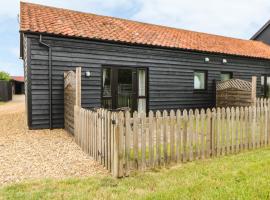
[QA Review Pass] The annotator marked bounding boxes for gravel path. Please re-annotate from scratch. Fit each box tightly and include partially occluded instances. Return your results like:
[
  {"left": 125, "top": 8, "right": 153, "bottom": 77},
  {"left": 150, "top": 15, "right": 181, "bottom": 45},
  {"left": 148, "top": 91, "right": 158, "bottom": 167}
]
[{"left": 0, "top": 95, "right": 107, "bottom": 186}]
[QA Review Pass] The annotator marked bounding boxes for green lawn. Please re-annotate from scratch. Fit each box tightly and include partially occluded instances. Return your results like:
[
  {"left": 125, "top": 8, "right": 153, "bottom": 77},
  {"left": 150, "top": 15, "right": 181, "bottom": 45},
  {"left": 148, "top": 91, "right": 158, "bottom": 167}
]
[{"left": 1, "top": 148, "right": 270, "bottom": 200}]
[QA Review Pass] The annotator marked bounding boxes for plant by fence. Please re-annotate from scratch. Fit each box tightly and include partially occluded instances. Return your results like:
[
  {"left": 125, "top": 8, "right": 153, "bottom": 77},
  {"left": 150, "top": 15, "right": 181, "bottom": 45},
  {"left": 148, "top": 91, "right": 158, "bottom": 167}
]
[{"left": 74, "top": 98, "right": 270, "bottom": 178}]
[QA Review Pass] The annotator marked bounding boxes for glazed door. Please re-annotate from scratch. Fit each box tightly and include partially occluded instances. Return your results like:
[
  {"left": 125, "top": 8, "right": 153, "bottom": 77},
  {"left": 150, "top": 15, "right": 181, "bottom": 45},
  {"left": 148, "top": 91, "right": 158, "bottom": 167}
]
[
  {"left": 102, "top": 67, "right": 141, "bottom": 112},
  {"left": 116, "top": 68, "right": 136, "bottom": 111}
]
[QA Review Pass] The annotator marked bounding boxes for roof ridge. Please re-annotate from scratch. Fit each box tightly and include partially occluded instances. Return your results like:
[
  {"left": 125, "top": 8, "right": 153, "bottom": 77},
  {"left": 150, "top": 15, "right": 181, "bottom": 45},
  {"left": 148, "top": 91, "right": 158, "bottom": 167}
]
[{"left": 20, "top": 1, "right": 258, "bottom": 44}]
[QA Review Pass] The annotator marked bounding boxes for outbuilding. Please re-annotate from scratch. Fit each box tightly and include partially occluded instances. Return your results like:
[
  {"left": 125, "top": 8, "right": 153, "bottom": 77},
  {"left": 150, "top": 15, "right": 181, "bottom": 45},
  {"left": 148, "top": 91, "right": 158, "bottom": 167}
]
[
  {"left": 20, "top": 2, "right": 270, "bottom": 129},
  {"left": 11, "top": 76, "right": 25, "bottom": 95}
]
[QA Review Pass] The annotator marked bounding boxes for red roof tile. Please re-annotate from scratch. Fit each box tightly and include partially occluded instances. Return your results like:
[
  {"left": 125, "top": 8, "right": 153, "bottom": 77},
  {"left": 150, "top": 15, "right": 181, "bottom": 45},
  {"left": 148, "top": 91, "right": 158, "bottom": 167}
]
[{"left": 20, "top": 2, "right": 270, "bottom": 60}]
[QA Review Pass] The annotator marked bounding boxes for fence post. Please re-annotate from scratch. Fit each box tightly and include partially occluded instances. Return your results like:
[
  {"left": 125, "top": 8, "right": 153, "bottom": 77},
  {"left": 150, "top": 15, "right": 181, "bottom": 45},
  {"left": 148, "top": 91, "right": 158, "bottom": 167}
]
[
  {"left": 251, "top": 76, "right": 257, "bottom": 106},
  {"left": 113, "top": 114, "right": 120, "bottom": 178},
  {"left": 211, "top": 109, "right": 216, "bottom": 157},
  {"left": 75, "top": 67, "right": 81, "bottom": 107},
  {"left": 113, "top": 112, "right": 124, "bottom": 178}
]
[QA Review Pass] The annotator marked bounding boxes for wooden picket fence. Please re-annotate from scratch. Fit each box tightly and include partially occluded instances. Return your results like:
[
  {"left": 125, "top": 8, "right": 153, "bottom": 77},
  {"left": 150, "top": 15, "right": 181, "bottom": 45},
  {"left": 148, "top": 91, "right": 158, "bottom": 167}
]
[{"left": 74, "top": 98, "right": 270, "bottom": 178}]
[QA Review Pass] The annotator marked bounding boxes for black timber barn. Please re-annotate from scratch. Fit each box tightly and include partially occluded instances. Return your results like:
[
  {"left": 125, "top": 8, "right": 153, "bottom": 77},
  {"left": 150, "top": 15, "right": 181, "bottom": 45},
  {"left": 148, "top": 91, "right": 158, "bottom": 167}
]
[{"left": 20, "top": 2, "right": 270, "bottom": 129}]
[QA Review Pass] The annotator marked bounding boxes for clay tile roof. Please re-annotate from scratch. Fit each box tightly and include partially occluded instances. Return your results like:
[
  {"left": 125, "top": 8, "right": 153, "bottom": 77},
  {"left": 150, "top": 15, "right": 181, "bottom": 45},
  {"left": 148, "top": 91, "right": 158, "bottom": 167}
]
[
  {"left": 11, "top": 76, "right": 24, "bottom": 82},
  {"left": 20, "top": 2, "right": 270, "bottom": 60}
]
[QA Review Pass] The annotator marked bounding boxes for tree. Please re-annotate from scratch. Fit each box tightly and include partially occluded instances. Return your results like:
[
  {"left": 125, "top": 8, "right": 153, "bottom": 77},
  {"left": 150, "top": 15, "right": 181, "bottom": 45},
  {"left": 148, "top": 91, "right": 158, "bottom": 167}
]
[{"left": 0, "top": 71, "right": 11, "bottom": 81}]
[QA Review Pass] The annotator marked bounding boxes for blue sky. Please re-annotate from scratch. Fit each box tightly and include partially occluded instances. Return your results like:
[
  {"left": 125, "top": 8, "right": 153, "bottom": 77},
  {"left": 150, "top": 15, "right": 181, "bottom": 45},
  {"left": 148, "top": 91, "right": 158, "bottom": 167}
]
[{"left": 1, "top": 0, "right": 270, "bottom": 76}]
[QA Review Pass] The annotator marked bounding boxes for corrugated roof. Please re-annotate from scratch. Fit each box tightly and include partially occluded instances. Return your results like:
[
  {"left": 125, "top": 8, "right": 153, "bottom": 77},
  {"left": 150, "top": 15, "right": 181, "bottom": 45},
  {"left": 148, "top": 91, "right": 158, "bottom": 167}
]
[{"left": 20, "top": 2, "right": 270, "bottom": 60}]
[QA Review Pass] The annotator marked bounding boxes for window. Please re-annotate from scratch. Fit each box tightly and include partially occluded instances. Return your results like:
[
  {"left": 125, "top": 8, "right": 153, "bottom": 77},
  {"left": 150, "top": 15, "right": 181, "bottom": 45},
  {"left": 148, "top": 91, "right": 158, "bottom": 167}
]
[
  {"left": 261, "top": 75, "right": 265, "bottom": 96},
  {"left": 102, "top": 68, "right": 112, "bottom": 109},
  {"left": 101, "top": 67, "right": 148, "bottom": 112},
  {"left": 220, "top": 72, "right": 232, "bottom": 81},
  {"left": 261, "top": 75, "right": 270, "bottom": 98},
  {"left": 267, "top": 77, "right": 270, "bottom": 97},
  {"left": 138, "top": 69, "right": 147, "bottom": 113},
  {"left": 194, "top": 71, "right": 207, "bottom": 90}
]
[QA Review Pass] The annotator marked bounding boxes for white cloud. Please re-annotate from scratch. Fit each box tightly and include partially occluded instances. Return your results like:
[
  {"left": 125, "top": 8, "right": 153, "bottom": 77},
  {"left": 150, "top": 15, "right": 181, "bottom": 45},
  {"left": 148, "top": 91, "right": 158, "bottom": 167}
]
[
  {"left": 1, "top": 0, "right": 270, "bottom": 38},
  {"left": 133, "top": 0, "right": 270, "bottom": 39},
  {"left": 0, "top": 61, "right": 23, "bottom": 76},
  {"left": 8, "top": 47, "right": 20, "bottom": 58},
  {"left": 0, "top": 0, "right": 135, "bottom": 20}
]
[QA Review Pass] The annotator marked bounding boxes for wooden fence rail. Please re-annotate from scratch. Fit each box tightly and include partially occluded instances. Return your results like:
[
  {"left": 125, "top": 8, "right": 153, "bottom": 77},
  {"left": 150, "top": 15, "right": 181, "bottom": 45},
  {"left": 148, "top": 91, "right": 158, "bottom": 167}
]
[{"left": 74, "top": 98, "right": 270, "bottom": 178}]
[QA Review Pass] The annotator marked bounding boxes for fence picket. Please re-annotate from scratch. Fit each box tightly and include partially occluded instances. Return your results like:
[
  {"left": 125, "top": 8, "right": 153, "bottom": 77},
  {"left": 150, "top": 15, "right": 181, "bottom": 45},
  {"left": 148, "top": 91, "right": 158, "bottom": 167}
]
[
  {"left": 221, "top": 108, "right": 226, "bottom": 156},
  {"left": 162, "top": 110, "right": 168, "bottom": 165},
  {"left": 243, "top": 107, "right": 249, "bottom": 150},
  {"left": 170, "top": 110, "right": 176, "bottom": 163},
  {"left": 156, "top": 111, "right": 161, "bottom": 166},
  {"left": 252, "top": 107, "right": 256, "bottom": 149},
  {"left": 226, "top": 108, "right": 231, "bottom": 155},
  {"left": 183, "top": 110, "right": 188, "bottom": 163},
  {"left": 265, "top": 106, "right": 268, "bottom": 147},
  {"left": 141, "top": 112, "right": 146, "bottom": 170},
  {"left": 189, "top": 110, "right": 194, "bottom": 161},
  {"left": 149, "top": 111, "right": 154, "bottom": 167},
  {"left": 195, "top": 109, "right": 200, "bottom": 159},
  {"left": 211, "top": 108, "right": 216, "bottom": 157},
  {"left": 107, "top": 111, "right": 112, "bottom": 172},
  {"left": 257, "top": 107, "right": 260, "bottom": 148},
  {"left": 125, "top": 111, "right": 131, "bottom": 175},
  {"left": 235, "top": 107, "right": 240, "bottom": 153},
  {"left": 231, "top": 107, "right": 235, "bottom": 153},
  {"left": 133, "top": 112, "right": 139, "bottom": 169},
  {"left": 206, "top": 109, "right": 211, "bottom": 158},
  {"left": 176, "top": 110, "right": 181, "bottom": 163},
  {"left": 118, "top": 112, "right": 124, "bottom": 176}
]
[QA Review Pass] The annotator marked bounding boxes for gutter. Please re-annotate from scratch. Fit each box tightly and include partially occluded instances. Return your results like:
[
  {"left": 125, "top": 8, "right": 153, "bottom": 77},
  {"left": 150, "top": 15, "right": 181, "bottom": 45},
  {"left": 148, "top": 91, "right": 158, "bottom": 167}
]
[{"left": 39, "top": 35, "right": 52, "bottom": 129}]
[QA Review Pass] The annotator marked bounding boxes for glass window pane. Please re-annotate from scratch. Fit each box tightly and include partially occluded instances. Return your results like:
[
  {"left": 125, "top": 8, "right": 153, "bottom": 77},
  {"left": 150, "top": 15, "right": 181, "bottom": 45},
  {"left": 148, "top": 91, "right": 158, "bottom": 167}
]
[
  {"left": 221, "top": 73, "right": 231, "bottom": 81},
  {"left": 138, "top": 69, "right": 146, "bottom": 96},
  {"left": 102, "top": 68, "right": 111, "bottom": 97},
  {"left": 138, "top": 98, "right": 146, "bottom": 113},
  {"left": 261, "top": 76, "right": 265, "bottom": 95},
  {"left": 194, "top": 71, "right": 205, "bottom": 89},
  {"left": 267, "top": 76, "right": 270, "bottom": 98},
  {"left": 117, "top": 69, "right": 133, "bottom": 109}
]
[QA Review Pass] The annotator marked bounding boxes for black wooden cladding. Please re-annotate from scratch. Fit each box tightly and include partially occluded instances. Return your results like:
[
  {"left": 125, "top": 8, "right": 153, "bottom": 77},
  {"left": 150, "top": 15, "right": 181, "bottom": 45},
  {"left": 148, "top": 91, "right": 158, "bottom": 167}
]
[
  {"left": 252, "top": 22, "right": 270, "bottom": 45},
  {"left": 24, "top": 33, "right": 270, "bottom": 129},
  {"left": 0, "top": 81, "right": 12, "bottom": 102}
]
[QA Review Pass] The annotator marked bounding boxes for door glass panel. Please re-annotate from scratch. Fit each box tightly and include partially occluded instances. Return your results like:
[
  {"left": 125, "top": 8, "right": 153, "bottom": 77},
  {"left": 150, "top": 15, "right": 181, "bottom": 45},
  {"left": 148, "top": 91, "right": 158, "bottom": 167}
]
[
  {"left": 261, "top": 76, "right": 265, "bottom": 96},
  {"left": 138, "top": 69, "right": 146, "bottom": 113},
  {"left": 138, "top": 69, "right": 146, "bottom": 96},
  {"left": 102, "top": 68, "right": 111, "bottom": 97},
  {"left": 117, "top": 69, "right": 133, "bottom": 109},
  {"left": 102, "top": 68, "right": 112, "bottom": 109},
  {"left": 267, "top": 76, "right": 270, "bottom": 97}
]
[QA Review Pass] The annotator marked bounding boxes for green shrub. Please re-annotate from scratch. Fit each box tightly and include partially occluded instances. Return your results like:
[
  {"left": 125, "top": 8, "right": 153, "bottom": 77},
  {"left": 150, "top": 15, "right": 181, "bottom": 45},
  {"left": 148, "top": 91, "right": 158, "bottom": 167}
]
[{"left": 0, "top": 71, "right": 11, "bottom": 81}]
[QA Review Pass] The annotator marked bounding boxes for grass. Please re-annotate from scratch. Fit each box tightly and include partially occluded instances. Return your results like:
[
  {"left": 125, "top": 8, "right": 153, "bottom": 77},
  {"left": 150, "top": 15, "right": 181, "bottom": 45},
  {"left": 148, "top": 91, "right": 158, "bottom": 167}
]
[
  {"left": 0, "top": 102, "right": 4, "bottom": 105},
  {"left": 1, "top": 148, "right": 270, "bottom": 200}
]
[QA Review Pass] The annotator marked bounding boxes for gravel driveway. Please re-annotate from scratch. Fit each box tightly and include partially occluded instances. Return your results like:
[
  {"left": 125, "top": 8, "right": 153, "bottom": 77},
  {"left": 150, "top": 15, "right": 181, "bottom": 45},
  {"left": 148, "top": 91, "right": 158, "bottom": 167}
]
[{"left": 0, "top": 95, "right": 107, "bottom": 186}]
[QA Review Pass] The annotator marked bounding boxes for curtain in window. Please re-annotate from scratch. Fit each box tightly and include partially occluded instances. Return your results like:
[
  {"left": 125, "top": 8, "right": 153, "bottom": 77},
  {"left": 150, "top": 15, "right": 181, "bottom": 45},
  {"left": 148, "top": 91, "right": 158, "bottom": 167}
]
[
  {"left": 138, "top": 69, "right": 146, "bottom": 113},
  {"left": 267, "top": 77, "right": 270, "bottom": 97},
  {"left": 194, "top": 72, "right": 205, "bottom": 89}
]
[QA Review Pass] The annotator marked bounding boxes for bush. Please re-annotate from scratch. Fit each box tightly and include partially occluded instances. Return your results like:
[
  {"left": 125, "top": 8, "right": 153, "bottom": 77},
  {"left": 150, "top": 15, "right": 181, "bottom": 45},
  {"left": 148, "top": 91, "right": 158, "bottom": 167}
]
[{"left": 0, "top": 71, "right": 11, "bottom": 81}]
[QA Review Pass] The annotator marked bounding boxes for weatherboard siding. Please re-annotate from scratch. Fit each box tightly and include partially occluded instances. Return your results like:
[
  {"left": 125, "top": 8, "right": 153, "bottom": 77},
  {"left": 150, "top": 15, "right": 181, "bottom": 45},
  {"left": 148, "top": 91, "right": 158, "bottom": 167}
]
[
  {"left": 253, "top": 26, "right": 270, "bottom": 46},
  {"left": 25, "top": 33, "right": 269, "bottom": 129}
]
